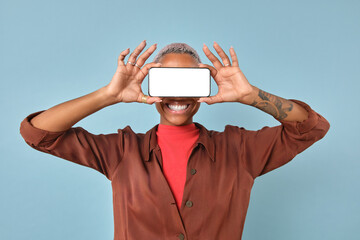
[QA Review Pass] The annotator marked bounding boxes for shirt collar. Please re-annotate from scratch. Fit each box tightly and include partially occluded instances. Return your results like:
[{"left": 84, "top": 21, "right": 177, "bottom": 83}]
[{"left": 143, "top": 122, "right": 215, "bottom": 162}]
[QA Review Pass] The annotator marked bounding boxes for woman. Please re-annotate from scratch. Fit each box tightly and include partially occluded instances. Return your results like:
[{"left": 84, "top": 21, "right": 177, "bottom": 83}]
[{"left": 20, "top": 40, "right": 329, "bottom": 239}]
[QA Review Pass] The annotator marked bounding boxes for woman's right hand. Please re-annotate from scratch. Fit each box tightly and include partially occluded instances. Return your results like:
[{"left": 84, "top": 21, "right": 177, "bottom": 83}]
[{"left": 105, "top": 40, "right": 162, "bottom": 105}]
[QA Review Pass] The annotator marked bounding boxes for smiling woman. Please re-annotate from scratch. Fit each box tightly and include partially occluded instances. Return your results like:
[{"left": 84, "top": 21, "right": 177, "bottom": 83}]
[
  {"left": 19, "top": 40, "right": 329, "bottom": 240},
  {"left": 154, "top": 53, "right": 201, "bottom": 126}
]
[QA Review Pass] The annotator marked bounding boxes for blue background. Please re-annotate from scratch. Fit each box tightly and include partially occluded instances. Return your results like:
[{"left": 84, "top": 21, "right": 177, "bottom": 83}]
[{"left": 1, "top": 0, "right": 359, "bottom": 239}]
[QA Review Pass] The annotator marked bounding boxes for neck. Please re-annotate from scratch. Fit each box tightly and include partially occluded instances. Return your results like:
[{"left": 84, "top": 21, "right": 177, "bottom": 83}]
[{"left": 159, "top": 118, "right": 193, "bottom": 126}]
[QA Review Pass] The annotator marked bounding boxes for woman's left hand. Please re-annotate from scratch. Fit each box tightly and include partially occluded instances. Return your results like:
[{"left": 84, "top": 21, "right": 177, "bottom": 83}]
[{"left": 198, "top": 42, "right": 256, "bottom": 105}]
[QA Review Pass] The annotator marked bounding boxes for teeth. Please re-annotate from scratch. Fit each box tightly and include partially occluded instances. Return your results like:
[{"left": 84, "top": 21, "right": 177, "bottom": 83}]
[{"left": 167, "top": 104, "right": 189, "bottom": 111}]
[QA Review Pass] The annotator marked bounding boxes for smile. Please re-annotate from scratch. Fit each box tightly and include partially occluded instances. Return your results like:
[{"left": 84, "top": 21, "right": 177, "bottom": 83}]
[{"left": 165, "top": 103, "right": 190, "bottom": 113}]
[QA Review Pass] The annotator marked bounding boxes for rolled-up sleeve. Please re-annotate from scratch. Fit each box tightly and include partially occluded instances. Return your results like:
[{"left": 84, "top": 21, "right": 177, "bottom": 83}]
[
  {"left": 228, "top": 100, "right": 330, "bottom": 178},
  {"left": 20, "top": 111, "right": 125, "bottom": 180}
]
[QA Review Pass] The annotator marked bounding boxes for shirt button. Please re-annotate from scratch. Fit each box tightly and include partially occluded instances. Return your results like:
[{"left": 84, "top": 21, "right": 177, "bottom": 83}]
[
  {"left": 178, "top": 233, "right": 185, "bottom": 240},
  {"left": 190, "top": 169, "right": 197, "bottom": 175},
  {"left": 185, "top": 200, "right": 193, "bottom": 208}
]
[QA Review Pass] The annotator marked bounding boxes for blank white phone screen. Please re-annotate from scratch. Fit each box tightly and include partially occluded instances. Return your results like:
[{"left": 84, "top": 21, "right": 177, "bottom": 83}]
[{"left": 148, "top": 67, "right": 210, "bottom": 97}]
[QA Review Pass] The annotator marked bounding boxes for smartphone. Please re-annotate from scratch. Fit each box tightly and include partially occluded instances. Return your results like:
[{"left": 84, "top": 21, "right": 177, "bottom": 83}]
[{"left": 148, "top": 67, "right": 211, "bottom": 97}]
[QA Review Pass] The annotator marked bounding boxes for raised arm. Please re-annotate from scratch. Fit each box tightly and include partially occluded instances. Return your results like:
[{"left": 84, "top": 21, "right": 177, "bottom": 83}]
[
  {"left": 198, "top": 42, "right": 329, "bottom": 178},
  {"left": 20, "top": 41, "right": 163, "bottom": 180},
  {"left": 248, "top": 87, "right": 308, "bottom": 122},
  {"left": 31, "top": 40, "right": 162, "bottom": 132},
  {"left": 198, "top": 42, "right": 308, "bottom": 122}
]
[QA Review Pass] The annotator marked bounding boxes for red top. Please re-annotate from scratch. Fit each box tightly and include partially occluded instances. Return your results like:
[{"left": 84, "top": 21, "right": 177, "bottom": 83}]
[{"left": 156, "top": 123, "right": 200, "bottom": 210}]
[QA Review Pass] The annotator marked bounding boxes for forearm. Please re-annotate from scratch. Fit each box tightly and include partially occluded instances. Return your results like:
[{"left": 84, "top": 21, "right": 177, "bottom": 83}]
[
  {"left": 30, "top": 86, "right": 117, "bottom": 132},
  {"left": 245, "top": 86, "right": 309, "bottom": 122}
]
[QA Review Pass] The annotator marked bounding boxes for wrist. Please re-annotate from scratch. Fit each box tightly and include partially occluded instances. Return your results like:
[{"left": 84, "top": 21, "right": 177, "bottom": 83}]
[
  {"left": 98, "top": 86, "right": 120, "bottom": 107},
  {"left": 238, "top": 85, "right": 258, "bottom": 105}
]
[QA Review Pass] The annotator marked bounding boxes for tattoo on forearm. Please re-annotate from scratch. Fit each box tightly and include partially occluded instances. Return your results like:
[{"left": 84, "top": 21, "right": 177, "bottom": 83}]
[{"left": 250, "top": 90, "right": 293, "bottom": 120}]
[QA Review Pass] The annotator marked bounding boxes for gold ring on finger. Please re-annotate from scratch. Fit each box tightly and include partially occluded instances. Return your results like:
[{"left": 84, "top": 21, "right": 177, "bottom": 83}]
[
  {"left": 135, "top": 63, "right": 141, "bottom": 68},
  {"left": 141, "top": 95, "right": 148, "bottom": 103},
  {"left": 225, "top": 63, "right": 231, "bottom": 66},
  {"left": 127, "top": 61, "right": 135, "bottom": 65}
]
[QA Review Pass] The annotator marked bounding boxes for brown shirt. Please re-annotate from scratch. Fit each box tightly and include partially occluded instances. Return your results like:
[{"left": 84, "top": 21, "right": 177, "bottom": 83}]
[{"left": 19, "top": 100, "right": 330, "bottom": 240}]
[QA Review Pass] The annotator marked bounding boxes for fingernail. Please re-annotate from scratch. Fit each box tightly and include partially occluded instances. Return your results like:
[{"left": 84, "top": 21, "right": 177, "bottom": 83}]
[{"left": 230, "top": 46, "right": 234, "bottom": 49}]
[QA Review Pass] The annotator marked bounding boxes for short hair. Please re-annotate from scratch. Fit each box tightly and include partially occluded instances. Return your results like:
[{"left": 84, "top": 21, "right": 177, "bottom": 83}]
[{"left": 153, "top": 43, "right": 201, "bottom": 63}]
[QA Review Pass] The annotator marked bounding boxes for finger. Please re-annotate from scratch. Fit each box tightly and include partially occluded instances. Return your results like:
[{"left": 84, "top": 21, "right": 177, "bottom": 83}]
[
  {"left": 203, "top": 44, "right": 223, "bottom": 69},
  {"left": 118, "top": 48, "right": 130, "bottom": 66},
  {"left": 197, "top": 95, "right": 221, "bottom": 105},
  {"left": 147, "top": 96, "right": 162, "bottom": 104},
  {"left": 198, "top": 63, "right": 217, "bottom": 79},
  {"left": 127, "top": 40, "right": 147, "bottom": 65},
  {"left": 229, "top": 46, "right": 239, "bottom": 67},
  {"left": 139, "top": 62, "right": 161, "bottom": 78},
  {"left": 213, "top": 42, "right": 231, "bottom": 66},
  {"left": 138, "top": 93, "right": 162, "bottom": 105},
  {"left": 198, "top": 64, "right": 220, "bottom": 87},
  {"left": 135, "top": 43, "right": 158, "bottom": 68}
]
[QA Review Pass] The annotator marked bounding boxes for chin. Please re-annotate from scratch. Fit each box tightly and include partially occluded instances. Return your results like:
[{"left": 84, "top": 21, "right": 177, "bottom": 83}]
[
  {"left": 163, "top": 117, "right": 193, "bottom": 126},
  {"left": 155, "top": 101, "right": 200, "bottom": 126}
]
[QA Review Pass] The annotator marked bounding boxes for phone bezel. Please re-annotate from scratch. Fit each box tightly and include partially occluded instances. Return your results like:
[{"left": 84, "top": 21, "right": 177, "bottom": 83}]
[{"left": 148, "top": 67, "right": 211, "bottom": 98}]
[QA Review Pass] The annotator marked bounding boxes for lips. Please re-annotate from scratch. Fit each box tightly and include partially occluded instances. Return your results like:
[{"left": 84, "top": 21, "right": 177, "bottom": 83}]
[
  {"left": 163, "top": 102, "right": 192, "bottom": 114},
  {"left": 166, "top": 104, "right": 190, "bottom": 111}
]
